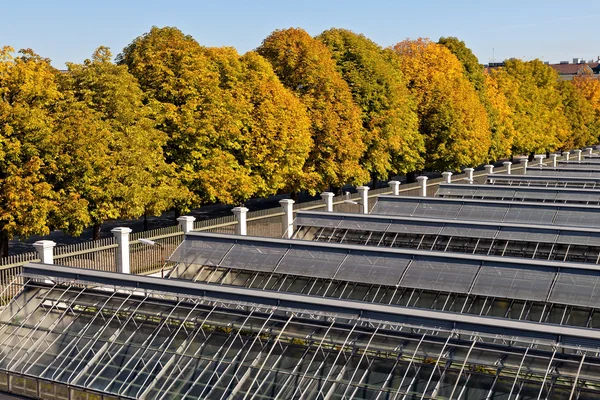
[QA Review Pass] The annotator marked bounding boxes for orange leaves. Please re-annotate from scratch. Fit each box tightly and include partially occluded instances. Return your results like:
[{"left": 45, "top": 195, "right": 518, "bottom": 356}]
[
  {"left": 393, "top": 39, "right": 490, "bottom": 171},
  {"left": 258, "top": 28, "right": 368, "bottom": 189}
]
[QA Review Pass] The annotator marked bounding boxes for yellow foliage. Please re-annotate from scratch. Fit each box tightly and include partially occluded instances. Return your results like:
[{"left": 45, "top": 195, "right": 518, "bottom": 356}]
[{"left": 392, "top": 39, "right": 490, "bottom": 171}]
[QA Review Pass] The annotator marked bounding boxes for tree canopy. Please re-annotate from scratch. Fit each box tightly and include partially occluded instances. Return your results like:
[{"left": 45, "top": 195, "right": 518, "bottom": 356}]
[
  {"left": 491, "top": 59, "right": 569, "bottom": 155},
  {"left": 2, "top": 27, "right": 600, "bottom": 255},
  {"left": 318, "top": 28, "right": 424, "bottom": 181},
  {"left": 257, "top": 28, "right": 368, "bottom": 189},
  {"left": 392, "top": 39, "right": 491, "bottom": 171}
]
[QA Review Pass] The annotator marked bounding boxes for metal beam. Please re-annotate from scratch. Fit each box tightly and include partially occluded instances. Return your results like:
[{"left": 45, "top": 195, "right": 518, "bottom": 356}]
[{"left": 21, "top": 263, "right": 600, "bottom": 347}]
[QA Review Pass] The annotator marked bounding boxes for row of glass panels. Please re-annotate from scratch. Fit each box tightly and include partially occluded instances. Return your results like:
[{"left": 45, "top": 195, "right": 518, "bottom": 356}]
[
  {"left": 371, "top": 196, "right": 600, "bottom": 228},
  {"left": 168, "top": 236, "right": 600, "bottom": 308},
  {"left": 297, "top": 225, "right": 600, "bottom": 264},
  {"left": 2, "top": 282, "right": 599, "bottom": 399},
  {"left": 487, "top": 176, "right": 600, "bottom": 189},
  {"left": 183, "top": 260, "right": 600, "bottom": 331},
  {"left": 436, "top": 184, "right": 600, "bottom": 204},
  {"left": 525, "top": 169, "right": 600, "bottom": 177},
  {"left": 294, "top": 212, "right": 600, "bottom": 246}
]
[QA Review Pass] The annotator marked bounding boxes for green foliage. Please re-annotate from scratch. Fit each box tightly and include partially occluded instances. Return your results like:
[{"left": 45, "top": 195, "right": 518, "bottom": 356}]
[
  {"left": 492, "top": 59, "right": 569, "bottom": 155},
  {"left": 393, "top": 39, "right": 491, "bottom": 171},
  {"left": 318, "top": 28, "right": 424, "bottom": 180},
  {"left": 258, "top": 28, "right": 368, "bottom": 189},
  {"left": 438, "top": 37, "right": 485, "bottom": 93},
  {"left": 558, "top": 79, "right": 597, "bottom": 149},
  {"left": 0, "top": 47, "right": 61, "bottom": 254},
  {"left": 2, "top": 27, "right": 600, "bottom": 256},
  {"left": 55, "top": 46, "right": 189, "bottom": 238}
]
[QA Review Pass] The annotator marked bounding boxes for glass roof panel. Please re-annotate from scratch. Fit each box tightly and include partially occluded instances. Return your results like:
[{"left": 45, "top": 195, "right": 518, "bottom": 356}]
[
  {"left": 276, "top": 246, "right": 347, "bottom": 279},
  {"left": 294, "top": 215, "right": 341, "bottom": 228},
  {"left": 337, "top": 217, "right": 391, "bottom": 232},
  {"left": 548, "top": 269, "right": 600, "bottom": 308},
  {"left": 471, "top": 263, "right": 555, "bottom": 301},
  {"left": 386, "top": 220, "right": 443, "bottom": 235},
  {"left": 335, "top": 251, "right": 411, "bottom": 285},
  {"left": 440, "top": 225, "right": 498, "bottom": 239},
  {"left": 495, "top": 227, "right": 559, "bottom": 243},
  {"left": 412, "top": 202, "right": 462, "bottom": 219},
  {"left": 371, "top": 200, "right": 419, "bottom": 216},
  {"left": 474, "top": 188, "right": 516, "bottom": 198},
  {"left": 502, "top": 206, "right": 556, "bottom": 225},
  {"left": 554, "top": 210, "right": 600, "bottom": 228},
  {"left": 400, "top": 256, "right": 480, "bottom": 293},
  {"left": 456, "top": 204, "right": 508, "bottom": 222},
  {"left": 221, "top": 242, "right": 288, "bottom": 273},
  {"left": 168, "top": 237, "right": 233, "bottom": 266},
  {"left": 556, "top": 231, "right": 600, "bottom": 246}
]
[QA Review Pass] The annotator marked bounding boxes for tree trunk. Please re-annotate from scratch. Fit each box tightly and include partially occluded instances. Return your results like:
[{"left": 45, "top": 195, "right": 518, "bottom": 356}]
[
  {"left": 371, "top": 172, "right": 378, "bottom": 190},
  {"left": 144, "top": 213, "right": 149, "bottom": 231},
  {"left": 406, "top": 171, "right": 417, "bottom": 184},
  {"left": 528, "top": 152, "right": 534, "bottom": 162},
  {"left": 0, "top": 230, "right": 8, "bottom": 258},
  {"left": 174, "top": 208, "right": 182, "bottom": 222},
  {"left": 93, "top": 223, "right": 102, "bottom": 241}
]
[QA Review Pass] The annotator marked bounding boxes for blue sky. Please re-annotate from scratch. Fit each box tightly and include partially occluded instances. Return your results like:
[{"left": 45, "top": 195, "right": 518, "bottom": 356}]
[{"left": 3, "top": 0, "right": 600, "bottom": 68}]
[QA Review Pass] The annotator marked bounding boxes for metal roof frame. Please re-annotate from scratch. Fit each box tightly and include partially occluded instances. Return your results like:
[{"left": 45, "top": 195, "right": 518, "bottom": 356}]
[
  {"left": 295, "top": 210, "right": 600, "bottom": 234},
  {"left": 21, "top": 262, "right": 600, "bottom": 346}
]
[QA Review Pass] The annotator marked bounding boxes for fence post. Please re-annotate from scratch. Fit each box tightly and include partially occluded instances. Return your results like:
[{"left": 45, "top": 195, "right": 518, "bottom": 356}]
[
  {"left": 484, "top": 165, "right": 494, "bottom": 175},
  {"left": 321, "top": 192, "right": 334, "bottom": 212},
  {"left": 586, "top": 147, "right": 594, "bottom": 156},
  {"left": 534, "top": 154, "right": 545, "bottom": 167},
  {"left": 549, "top": 153, "right": 558, "bottom": 167},
  {"left": 177, "top": 216, "right": 196, "bottom": 233},
  {"left": 442, "top": 172, "right": 452, "bottom": 184},
  {"left": 33, "top": 241, "right": 56, "bottom": 264},
  {"left": 563, "top": 151, "right": 570, "bottom": 161},
  {"left": 111, "top": 227, "right": 132, "bottom": 274},
  {"left": 575, "top": 149, "right": 582, "bottom": 161},
  {"left": 388, "top": 181, "right": 401, "bottom": 196},
  {"left": 464, "top": 168, "right": 474, "bottom": 184},
  {"left": 502, "top": 161, "right": 512, "bottom": 175},
  {"left": 356, "top": 186, "right": 369, "bottom": 214},
  {"left": 232, "top": 207, "right": 249, "bottom": 236},
  {"left": 417, "top": 176, "right": 428, "bottom": 197},
  {"left": 279, "top": 199, "right": 295, "bottom": 239}
]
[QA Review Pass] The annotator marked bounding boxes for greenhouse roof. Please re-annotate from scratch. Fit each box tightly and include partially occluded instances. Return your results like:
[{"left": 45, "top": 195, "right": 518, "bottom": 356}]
[
  {"left": 371, "top": 195, "right": 600, "bottom": 228},
  {"left": 293, "top": 210, "right": 600, "bottom": 264},
  {"left": 5, "top": 262, "right": 600, "bottom": 399},
  {"left": 486, "top": 174, "right": 600, "bottom": 188},
  {"left": 436, "top": 183, "right": 600, "bottom": 205}
]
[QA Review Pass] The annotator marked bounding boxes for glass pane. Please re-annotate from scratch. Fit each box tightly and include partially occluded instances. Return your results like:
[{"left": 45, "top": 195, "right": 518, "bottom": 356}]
[
  {"left": 276, "top": 246, "right": 347, "bottom": 279},
  {"left": 400, "top": 256, "right": 480, "bottom": 293},
  {"left": 335, "top": 252, "right": 411, "bottom": 285},
  {"left": 471, "top": 263, "right": 555, "bottom": 301}
]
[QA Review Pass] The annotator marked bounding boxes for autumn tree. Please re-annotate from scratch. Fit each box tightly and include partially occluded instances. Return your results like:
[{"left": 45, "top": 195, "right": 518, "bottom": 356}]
[
  {"left": 491, "top": 59, "right": 569, "bottom": 155},
  {"left": 117, "top": 26, "right": 231, "bottom": 207},
  {"left": 0, "top": 47, "right": 63, "bottom": 256},
  {"left": 317, "top": 28, "right": 424, "bottom": 184},
  {"left": 56, "top": 47, "right": 188, "bottom": 239},
  {"left": 483, "top": 72, "right": 516, "bottom": 159},
  {"left": 392, "top": 39, "right": 490, "bottom": 171},
  {"left": 573, "top": 74, "right": 600, "bottom": 145},
  {"left": 557, "top": 79, "right": 596, "bottom": 150},
  {"left": 257, "top": 28, "right": 368, "bottom": 190},
  {"left": 185, "top": 46, "right": 314, "bottom": 202},
  {"left": 439, "top": 37, "right": 514, "bottom": 161}
]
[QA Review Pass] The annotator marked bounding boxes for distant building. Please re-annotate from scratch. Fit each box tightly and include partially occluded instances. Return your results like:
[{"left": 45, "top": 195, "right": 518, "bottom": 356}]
[
  {"left": 550, "top": 58, "right": 600, "bottom": 79},
  {"left": 485, "top": 57, "right": 600, "bottom": 80}
]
